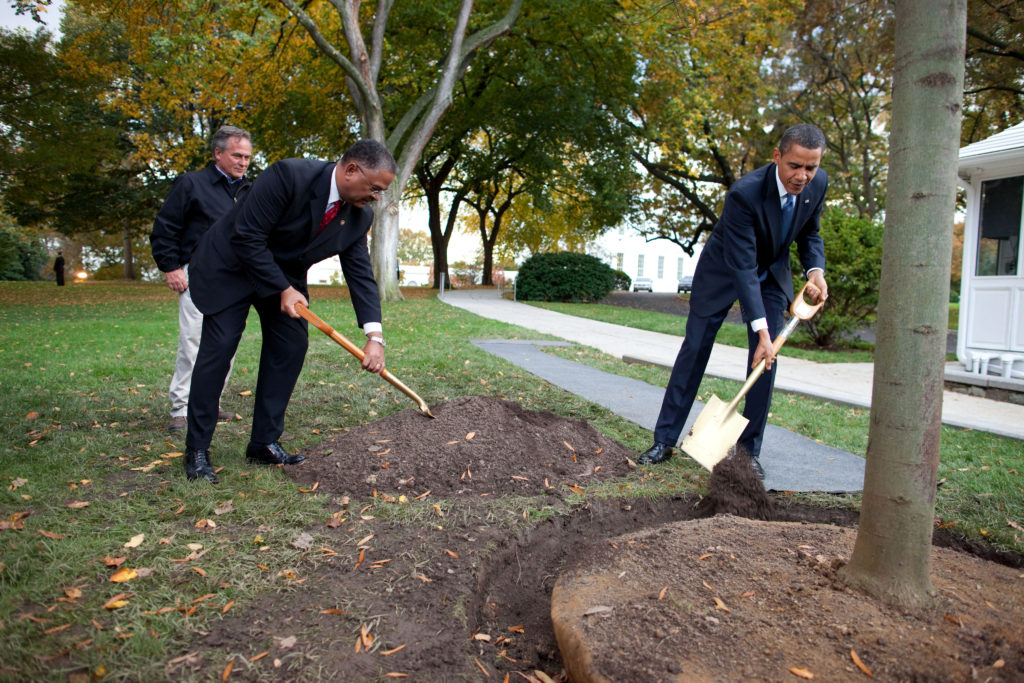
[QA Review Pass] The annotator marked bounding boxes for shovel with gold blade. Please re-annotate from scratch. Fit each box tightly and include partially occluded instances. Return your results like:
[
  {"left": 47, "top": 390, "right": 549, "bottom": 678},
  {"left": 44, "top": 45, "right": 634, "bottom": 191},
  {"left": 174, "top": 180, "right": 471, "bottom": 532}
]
[
  {"left": 295, "top": 302, "right": 435, "bottom": 419},
  {"left": 678, "top": 282, "right": 825, "bottom": 470}
]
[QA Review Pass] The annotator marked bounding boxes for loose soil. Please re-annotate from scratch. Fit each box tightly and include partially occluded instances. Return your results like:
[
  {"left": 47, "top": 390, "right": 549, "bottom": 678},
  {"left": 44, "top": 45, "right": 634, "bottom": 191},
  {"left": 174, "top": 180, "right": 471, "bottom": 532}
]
[{"left": 188, "top": 395, "right": 1022, "bottom": 681}]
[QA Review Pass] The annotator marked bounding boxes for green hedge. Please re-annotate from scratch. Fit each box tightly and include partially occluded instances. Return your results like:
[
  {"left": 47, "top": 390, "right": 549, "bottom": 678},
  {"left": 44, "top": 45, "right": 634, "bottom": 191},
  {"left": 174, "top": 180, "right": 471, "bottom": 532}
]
[{"left": 516, "top": 252, "right": 616, "bottom": 302}]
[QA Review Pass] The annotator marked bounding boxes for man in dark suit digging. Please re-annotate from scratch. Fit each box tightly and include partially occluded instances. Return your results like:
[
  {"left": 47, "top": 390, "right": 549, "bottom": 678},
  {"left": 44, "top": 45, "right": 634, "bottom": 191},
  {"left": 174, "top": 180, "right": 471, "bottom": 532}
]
[
  {"left": 183, "top": 139, "right": 396, "bottom": 483},
  {"left": 639, "top": 124, "right": 830, "bottom": 479}
]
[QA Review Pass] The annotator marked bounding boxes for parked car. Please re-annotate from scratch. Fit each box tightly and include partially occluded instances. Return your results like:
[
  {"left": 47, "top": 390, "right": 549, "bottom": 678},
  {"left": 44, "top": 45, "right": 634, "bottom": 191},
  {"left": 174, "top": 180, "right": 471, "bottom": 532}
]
[
  {"left": 677, "top": 276, "right": 694, "bottom": 293},
  {"left": 632, "top": 277, "right": 653, "bottom": 292}
]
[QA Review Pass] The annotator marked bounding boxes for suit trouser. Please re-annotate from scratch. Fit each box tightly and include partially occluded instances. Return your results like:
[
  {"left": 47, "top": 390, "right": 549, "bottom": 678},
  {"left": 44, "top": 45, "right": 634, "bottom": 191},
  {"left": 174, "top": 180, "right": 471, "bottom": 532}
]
[
  {"left": 185, "top": 294, "right": 308, "bottom": 451},
  {"left": 653, "top": 284, "right": 787, "bottom": 459},
  {"left": 169, "top": 265, "right": 236, "bottom": 417}
]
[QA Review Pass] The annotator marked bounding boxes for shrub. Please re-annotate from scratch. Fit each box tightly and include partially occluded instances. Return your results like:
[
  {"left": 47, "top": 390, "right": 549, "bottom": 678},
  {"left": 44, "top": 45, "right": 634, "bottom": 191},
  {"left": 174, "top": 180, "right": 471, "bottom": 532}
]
[
  {"left": 612, "top": 269, "right": 632, "bottom": 291},
  {"left": 790, "top": 207, "right": 883, "bottom": 347},
  {"left": 0, "top": 222, "right": 47, "bottom": 281},
  {"left": 516, "top": 251, "right": 616, "bottom": 302}
]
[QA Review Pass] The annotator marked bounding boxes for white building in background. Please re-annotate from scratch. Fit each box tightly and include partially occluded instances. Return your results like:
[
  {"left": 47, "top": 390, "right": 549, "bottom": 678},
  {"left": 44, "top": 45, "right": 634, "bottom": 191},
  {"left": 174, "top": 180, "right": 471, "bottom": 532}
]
[
  {"left": 956, "top": 121, "right": 1024, "bottom": 379},
  {"left": 590, "top": 226, "right": 703, "bottom": 293}
]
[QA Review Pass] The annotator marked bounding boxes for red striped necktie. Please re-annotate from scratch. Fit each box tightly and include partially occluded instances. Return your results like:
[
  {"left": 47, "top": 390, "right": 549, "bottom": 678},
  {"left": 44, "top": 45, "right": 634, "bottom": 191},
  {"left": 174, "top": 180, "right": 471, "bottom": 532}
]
[{"left": 318, "top": 200, "right": 340, "bottom": 235}]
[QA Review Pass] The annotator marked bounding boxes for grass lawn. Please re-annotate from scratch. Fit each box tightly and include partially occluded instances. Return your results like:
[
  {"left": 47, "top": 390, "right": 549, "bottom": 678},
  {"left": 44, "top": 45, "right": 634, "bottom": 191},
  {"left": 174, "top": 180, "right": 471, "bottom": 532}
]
[
  {"left": 524, "top": 300, "right": 876, "bottom": 363},
  {"left": 0, "top": 282, "right": 1019, "bottom": 679}
]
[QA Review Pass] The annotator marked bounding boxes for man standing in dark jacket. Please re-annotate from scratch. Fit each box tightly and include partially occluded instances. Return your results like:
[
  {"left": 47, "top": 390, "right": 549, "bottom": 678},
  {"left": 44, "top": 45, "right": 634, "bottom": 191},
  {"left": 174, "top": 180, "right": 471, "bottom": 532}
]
[
  {"left": 150, "top": 126, "right": 252, "bottom": 432},
  {"left": 182, "top": 139, "right": 396, "bottom": 484},
  {"left": 638, "top": 124, "right": 830, "bottom": 479}
]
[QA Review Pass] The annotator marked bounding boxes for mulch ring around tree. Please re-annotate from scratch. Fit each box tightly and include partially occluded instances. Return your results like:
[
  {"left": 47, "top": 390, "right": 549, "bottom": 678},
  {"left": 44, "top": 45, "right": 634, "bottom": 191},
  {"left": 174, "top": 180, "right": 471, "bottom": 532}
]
[{"left": 185, "top": 395, "right": 1023, "bottom": 681}]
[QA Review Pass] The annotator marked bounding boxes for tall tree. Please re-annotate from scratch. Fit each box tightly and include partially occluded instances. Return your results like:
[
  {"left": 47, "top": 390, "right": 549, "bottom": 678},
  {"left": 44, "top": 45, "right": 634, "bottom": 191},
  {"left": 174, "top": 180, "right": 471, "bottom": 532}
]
[
  {"left": 277, "top": 0, "right": 523, "bottom": 301},
  {"left": 773, "top": 0, "right": 894, "bottom": 219},
  {"left": 962, "top": 0, "right": 1024, "bottom": 143},
  {"left": 839, "top": 0, "right": 966, "bottom": 609},
  {"left": 623, "top": 0, "right": 798, "bottom": 254}
]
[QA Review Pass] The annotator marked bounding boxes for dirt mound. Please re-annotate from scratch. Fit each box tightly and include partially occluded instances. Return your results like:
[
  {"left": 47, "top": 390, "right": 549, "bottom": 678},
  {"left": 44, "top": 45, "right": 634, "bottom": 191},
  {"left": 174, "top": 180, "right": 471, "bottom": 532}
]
[
  {"left": 552, "top": 515, "right": 1024, "bottom": 682},
  {"left": 696, "top": 449, "right": 774, "bottom": 520},
  {"left": 292, "top": 395, "right": 635, "bottom": 497}
]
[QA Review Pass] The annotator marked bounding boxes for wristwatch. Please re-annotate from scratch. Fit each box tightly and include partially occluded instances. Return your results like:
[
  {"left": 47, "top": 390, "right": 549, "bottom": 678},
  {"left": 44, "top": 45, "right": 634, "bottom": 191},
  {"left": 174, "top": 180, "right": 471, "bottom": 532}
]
[{"left": 367, "top": 335, "right": 386, "bottom": 347}]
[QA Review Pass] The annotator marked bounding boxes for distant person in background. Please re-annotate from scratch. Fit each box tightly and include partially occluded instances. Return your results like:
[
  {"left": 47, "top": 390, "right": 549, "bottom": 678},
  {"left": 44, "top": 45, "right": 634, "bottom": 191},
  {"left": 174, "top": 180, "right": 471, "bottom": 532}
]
[
  {"left": 53, "top": 251, "right": 65, "bottom": 286},
  {"left": 150, "top": 125, "right": 253, "bottom": 432}
]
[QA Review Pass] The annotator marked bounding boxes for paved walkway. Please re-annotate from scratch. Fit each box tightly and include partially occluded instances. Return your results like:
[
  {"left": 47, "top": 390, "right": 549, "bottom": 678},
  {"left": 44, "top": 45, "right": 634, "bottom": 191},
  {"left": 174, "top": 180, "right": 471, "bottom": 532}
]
[{"left": 441, "top": 289, "right": 1024, "bottom": 441}]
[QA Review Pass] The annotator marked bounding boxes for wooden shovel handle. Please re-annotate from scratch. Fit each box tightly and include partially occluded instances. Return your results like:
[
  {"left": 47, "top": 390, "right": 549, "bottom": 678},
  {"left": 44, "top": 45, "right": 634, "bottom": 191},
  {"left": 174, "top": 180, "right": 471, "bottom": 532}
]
[{"left": 294, "top": 302, "right": 434, "bottom": 417}]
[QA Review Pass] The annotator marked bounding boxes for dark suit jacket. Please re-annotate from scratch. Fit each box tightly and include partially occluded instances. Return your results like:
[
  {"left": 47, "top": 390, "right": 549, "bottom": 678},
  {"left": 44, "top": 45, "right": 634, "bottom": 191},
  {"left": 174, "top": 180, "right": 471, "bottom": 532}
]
[
  {"left": 150, "top": 163, "right": 250, "bottom": 272},
  {"left": 691, "top": 162, "right": 827, "bottom": 323},
  {"left": 188, "top": 158, "right": 381, "bottom": 327}
]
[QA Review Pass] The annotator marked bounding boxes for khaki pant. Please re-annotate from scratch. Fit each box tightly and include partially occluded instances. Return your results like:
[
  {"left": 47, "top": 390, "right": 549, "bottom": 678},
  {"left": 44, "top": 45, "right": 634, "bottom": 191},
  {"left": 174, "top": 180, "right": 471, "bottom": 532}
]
[{"left": 169, "top": 265, "right": 235, "bottom": 417}]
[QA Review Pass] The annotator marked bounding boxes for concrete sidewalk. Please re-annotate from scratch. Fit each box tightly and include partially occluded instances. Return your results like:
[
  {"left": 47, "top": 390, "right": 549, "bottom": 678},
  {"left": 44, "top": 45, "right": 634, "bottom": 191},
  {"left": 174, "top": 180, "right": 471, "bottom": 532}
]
[{"left": 441, "top": 288, "right": 1024, "bottom": 441}]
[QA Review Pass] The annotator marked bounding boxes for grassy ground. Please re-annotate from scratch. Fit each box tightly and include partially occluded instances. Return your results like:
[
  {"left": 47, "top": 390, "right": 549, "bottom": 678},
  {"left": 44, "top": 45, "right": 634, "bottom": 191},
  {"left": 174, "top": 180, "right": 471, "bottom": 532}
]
[
  {"left": 0, "top": 282, "right": 1019, "bottom": 680},
  {"left": 525, "top": 300, "right": 876, "bottom": 363}
]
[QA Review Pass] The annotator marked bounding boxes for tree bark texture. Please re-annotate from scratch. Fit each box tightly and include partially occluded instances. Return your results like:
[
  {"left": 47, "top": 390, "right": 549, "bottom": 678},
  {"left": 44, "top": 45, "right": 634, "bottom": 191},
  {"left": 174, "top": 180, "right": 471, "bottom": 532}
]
[{"left": 839, "top": 0, "right": 966, "bottom": 609}]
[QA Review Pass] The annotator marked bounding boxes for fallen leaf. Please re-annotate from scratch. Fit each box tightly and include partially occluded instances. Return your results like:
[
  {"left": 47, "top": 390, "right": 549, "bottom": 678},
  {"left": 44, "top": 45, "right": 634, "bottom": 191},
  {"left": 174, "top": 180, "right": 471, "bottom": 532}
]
[
  {"left": 567, "top": 484, "right": 585, "bottom": 495},
  {"left": 381, "top": 644, "right": 407, "bottom": 656},
  {"left": 465, "top": 432, "right": 476, "bottom": 440},
  {"left": 104, "top": 556, "right": 126, "bottom": 567},
  {"left": 8, "top": 478, "right": 28, "bottom": 490},
  {"left": 104, "top": 593, "right": 131, "bottom": 609},
  {"left": 474, "top": 657, "right": 490, "bottom": 677},
  {"left": 238, "top": 390, "right": 252, "bottom": 396},
  {"left": 320, "top": 608, "right": 343, "bottom": 615},
  {"left": 192, "top": 566, "right": 207, "bottom": 577},
  {"left": 222, "top": 600, "right": 235, "bottom": 614},
  {"left": 248, "top": 651, "right": 268, "bottom": 663},
  {"left": 298, "top": 481, "right": 320, "bottom": 493},
  {"left": 43, "top": 623, "right": 72, "bottom": 635},
  {"left": 443, "top": 549, "right": 459, "bottom": 558},
  {"left": 741, "top": 590, "right": 756, "bottom": 598},
  {"left": 65, "top": 587, "right": 83, "bottom": 600},
  {"left": 384, "top": 674, "right": 409, "bottom": 679},
  {"left": 472, "top": 633, "right": 491, "bottom": 642},
  {"left": 291, "top": 532, "right": 315, "bottom": 550},
  {"left": 788, "top": 667, "right": 814, "bottom": 679},
  {"left": 713, "top": 597, "right": 731, "bottom": 613},
  {"left": 124, "top": 533, "right": 145, "bottom": 549},
  {"left": 1008, "top": 519, "right": 1023, "bottom": 532},
  {"left": 213, "top": 500, "right": 234, "bottom": 515},
  {"left": 702, "top": 581, "right": 714, "bottom": 592},
  {"left": 994, "top": 658, "right": 1005, "bottom": 668},
  {"left": 508, "top": 625, "right": 525, "bottom": 633},
  {"left": 38, "top": 529, "right": 63, "bottom": 539},
  {"left": 583, "top": 605, "right": 612, "bottom": 616},
  {"left": 658, "top": 586, "right": 668, "bottom": 600},
  {"left": 698, "top": 553, "right": 713, "bottom": 561},
  {"left": 221, "top": 660, "right": 233, "bottom": 681},
  {"left": 850, "top": 649, "right": 873, "bottom": 677},
  {"left": 66, "top": 501, "right": 89, "bottom": 509},
  {"left": 109, "top": 567, "right": 137, "bottom": 583},
  {"left": 195, "top": 519, "right": 216, "bottom": 529},
  {"left": 274, "top": 635, "right": 297, "bottom": 650},
  {"left": 357, "top": 534, "right": 374, "bottom": 547}
]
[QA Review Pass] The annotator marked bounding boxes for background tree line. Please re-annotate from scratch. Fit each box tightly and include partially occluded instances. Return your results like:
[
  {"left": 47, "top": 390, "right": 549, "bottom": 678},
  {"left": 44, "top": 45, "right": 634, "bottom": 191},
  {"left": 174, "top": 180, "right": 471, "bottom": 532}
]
[{"left": 1, "top": 0, "right": 1021, "bottom": 320}]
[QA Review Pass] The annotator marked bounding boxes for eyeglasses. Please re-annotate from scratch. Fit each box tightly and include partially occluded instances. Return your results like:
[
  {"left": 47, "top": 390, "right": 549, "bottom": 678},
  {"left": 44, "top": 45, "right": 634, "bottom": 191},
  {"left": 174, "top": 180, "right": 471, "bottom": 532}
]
[{"left": 355, "top": 165, "right": 386, "bottom": 198}]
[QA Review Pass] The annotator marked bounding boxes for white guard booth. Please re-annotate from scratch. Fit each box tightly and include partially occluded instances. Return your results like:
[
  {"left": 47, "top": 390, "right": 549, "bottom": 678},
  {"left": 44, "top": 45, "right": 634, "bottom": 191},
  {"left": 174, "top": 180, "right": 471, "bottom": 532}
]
[{"left": 956, "top": 121, "right": 1024, "bottom": 380}]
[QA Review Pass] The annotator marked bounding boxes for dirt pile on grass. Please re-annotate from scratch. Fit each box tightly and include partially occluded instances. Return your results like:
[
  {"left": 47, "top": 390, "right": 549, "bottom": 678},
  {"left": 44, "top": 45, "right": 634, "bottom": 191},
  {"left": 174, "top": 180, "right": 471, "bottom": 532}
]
[
  {"left": 696, "top": 448, "right": 774, "bottom": 520},
  {"left": 293, "top": 395, "right": 636, "bottom": 497}
]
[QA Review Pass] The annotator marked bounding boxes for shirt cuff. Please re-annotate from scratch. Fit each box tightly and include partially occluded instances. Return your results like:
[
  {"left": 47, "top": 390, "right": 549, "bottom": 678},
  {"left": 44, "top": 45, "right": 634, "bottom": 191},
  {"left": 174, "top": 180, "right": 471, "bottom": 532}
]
[
  {"left": 806, "top": 267, "right": 824, "bottom": 276},
  {"left": 750, "top": 318, "right": 768, "bottom": 333},
  {"left": 363, "top": 322, "right": 382, "bottom": 336}
]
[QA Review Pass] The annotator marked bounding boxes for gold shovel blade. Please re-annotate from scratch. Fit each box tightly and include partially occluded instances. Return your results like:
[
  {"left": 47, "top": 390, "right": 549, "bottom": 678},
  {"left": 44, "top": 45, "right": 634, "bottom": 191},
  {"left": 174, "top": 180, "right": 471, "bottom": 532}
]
[{"left": 678, "top": 395, "right": 750, "bottom": 471}]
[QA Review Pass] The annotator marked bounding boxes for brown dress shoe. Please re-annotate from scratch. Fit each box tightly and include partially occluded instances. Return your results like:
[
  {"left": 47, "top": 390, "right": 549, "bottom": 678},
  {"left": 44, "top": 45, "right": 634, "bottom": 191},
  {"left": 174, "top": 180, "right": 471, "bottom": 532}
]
[{"left": 167, "top": 416, "right": 187, "bottom": 431}]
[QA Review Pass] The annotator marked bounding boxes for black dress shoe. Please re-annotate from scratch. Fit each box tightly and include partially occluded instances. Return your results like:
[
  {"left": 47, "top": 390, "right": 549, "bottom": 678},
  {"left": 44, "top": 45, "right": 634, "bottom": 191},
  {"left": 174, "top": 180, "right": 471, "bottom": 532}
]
[
  {"left": 185, "top": 447, "right": 218, "bottom": 484},
  {"left": 749, "top": 455, "right": 766, "bottom": 481},
  {"left": 246, "top": 441, "right": 306, "bottom": 466},
  {"left": 637, "top": 442, "right": 673, "bottom": 465}
]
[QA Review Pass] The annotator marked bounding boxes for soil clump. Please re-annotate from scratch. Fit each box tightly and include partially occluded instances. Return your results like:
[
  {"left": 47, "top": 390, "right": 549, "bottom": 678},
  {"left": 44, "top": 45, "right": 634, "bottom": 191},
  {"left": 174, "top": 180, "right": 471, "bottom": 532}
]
[{"left": 695, "top": 449, "right": 774, "bottom": 520}]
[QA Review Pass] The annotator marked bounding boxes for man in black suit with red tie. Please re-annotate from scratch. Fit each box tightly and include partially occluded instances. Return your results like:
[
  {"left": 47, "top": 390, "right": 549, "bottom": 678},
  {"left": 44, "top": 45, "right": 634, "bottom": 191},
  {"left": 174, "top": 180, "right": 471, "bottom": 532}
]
[
  {"left": 639, "top": 124, "right": 830, "bottom": 479},
  {"left": 183, "top": 139, "right": 397, "bottom": 483}
]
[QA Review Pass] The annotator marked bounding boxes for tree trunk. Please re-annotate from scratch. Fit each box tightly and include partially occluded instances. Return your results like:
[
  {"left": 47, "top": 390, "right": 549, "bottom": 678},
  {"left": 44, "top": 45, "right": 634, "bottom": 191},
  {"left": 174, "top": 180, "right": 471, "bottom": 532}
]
[
  {"left": 371, "top": 191, "right": 403, "bottom": 301},
  {"left": 122, "top": 219, "right": 136, "bottom": 280},
  {"left": 839, "top": 0, "right": 966, "bottom": 610}
]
